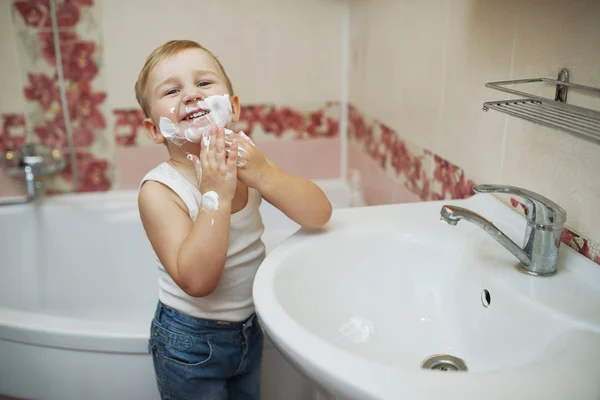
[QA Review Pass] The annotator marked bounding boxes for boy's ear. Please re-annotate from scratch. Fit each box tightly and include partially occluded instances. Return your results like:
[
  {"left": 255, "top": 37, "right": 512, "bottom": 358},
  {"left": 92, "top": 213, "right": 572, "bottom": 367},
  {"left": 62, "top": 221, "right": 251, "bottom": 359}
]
[
  {"left": 144, "top": 117, "right": 166, "bottom": 144},
  {"left": 230, "top": 95, "right": 241, "bottom": 123}
]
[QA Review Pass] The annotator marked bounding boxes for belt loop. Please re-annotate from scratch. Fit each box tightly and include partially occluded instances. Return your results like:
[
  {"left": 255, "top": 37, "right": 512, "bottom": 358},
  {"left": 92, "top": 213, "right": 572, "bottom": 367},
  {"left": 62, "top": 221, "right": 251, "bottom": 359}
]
[{"left": 155, "top": 301, "right": 164, "bottom": 321}]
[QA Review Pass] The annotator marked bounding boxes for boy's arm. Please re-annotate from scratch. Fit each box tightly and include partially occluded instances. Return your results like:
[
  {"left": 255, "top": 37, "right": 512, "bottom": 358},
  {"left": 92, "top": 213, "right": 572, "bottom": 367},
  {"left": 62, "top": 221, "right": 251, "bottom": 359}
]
[
  {"left": 138, "top": 181, "right": 232, "bottom": 297},
  {"left": 257, "top": 158, "right": 332, "bottom": 229}
]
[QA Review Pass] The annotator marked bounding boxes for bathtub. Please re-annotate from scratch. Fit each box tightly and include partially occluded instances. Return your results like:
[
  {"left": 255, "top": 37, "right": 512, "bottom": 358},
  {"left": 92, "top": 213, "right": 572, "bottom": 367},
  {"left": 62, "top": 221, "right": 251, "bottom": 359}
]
[{"left": 0, "top": 179, "right": 351, "bottom": 400}]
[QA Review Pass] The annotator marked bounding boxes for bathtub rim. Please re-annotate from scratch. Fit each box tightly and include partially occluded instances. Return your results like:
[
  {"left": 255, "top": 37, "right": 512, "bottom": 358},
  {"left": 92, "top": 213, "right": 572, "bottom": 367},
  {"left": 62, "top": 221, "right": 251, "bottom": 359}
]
[
  {"left": 0, "top": 307, "right": 150, "bottom": 353},
  {"left": 25, "top": 177, "right": 350, "bottom": 205},
  {"left": 0, "top": 178, "right": 350, "bottom": 354}
]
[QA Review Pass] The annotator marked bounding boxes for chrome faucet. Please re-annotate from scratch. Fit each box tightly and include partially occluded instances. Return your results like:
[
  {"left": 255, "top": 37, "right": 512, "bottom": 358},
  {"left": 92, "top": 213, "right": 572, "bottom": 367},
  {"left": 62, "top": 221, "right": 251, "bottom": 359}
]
[
  {"left": 0, "top": 143, "right": 66, "bottom": 205},
  {"left": 440, "top": 184, "right": 567, "bottom": 276}
]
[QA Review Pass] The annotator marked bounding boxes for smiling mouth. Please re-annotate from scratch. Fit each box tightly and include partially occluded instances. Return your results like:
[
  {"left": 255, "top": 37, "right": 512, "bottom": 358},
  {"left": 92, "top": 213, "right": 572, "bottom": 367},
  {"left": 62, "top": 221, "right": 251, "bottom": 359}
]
[{"left": 182, "top": 109, "right": 210, "bottom": 122}]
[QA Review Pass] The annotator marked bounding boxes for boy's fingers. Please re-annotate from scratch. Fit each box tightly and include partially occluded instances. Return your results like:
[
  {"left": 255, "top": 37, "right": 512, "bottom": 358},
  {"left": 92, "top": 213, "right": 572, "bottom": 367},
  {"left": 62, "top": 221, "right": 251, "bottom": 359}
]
[
  {"left": 199, "top": 138, "right": 208, "bottom": 167},
  {"left": 215, "top": 127, "right": 225, "bottom": 165},
  {"left": 207, "top": 130, "right": 217, "bottom": 167},
  {"left": 228, "top": 140, "right": 238, "bottom": 167}
]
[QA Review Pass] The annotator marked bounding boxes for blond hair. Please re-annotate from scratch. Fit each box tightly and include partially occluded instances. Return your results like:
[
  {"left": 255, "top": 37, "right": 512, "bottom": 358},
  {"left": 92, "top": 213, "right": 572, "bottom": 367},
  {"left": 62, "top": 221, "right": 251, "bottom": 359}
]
[{"left": 135, "top": 40, "right": 234, "bottom": 117}]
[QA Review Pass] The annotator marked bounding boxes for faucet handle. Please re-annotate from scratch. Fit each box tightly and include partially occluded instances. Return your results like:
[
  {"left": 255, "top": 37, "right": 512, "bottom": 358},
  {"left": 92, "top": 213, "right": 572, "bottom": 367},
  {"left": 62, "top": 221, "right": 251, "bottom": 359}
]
[{"left": 473, "top": 184, "right": 566, "bottom": 230}]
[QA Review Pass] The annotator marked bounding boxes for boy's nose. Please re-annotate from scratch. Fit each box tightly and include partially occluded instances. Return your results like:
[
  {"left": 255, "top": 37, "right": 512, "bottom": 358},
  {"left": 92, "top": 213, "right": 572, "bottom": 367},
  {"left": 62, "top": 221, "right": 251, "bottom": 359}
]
[{"left": 183, "top": 91, "right": 204, "bottom": 103}]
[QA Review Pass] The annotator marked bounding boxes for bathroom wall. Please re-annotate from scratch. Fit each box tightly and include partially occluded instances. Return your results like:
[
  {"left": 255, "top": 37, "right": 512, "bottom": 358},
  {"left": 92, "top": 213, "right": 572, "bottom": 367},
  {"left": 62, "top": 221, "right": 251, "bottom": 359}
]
[
  {"left": 348, "top": 0, "right": 600, "bottom": 263},
  {"left": 0, "top": 0, "right": 345, "bottom": 194},
  {"left": 2, "top": 0, "right": 598, "bottom": 264}
]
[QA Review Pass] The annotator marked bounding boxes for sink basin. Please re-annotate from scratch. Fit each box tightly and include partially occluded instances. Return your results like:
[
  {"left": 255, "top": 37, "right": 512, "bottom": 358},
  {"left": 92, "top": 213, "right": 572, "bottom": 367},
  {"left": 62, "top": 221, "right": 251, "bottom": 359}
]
[{"left": 253, "top": 194, "right": 600, "bottom": 400}]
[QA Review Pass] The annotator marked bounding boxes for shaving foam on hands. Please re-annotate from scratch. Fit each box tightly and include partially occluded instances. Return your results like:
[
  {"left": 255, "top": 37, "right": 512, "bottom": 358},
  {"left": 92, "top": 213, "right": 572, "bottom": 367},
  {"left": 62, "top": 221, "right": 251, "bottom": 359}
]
[
  {"left": 201, "top": 191, "right": 219, "bottom": 211},
  {"left": 186, "top": 154, "right": 202, "bottom": 184},
  {"left": 184, "top": 153, "right": 220, "bottom": 212}
]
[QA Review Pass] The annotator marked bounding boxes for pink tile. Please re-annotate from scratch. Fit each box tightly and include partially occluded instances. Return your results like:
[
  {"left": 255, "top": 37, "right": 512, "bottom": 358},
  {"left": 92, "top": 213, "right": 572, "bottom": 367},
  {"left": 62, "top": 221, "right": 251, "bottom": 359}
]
[
  {"left": 0, "top": 172, "right": 25, "bottom": 197},
  {"left": 349, "top": 142, "right": 419, "bottom": 206},
  {"left": 116, "top": 138, "right": 340, "bottom": 189},
  {"left": 392, "top": 183, "right": 421, "bottom": 204},
  {"left": 258, "top": 138, "right": 340, "bottom": 180},
  {"left": 116, "top": 146, "right": 169, "bottom": 189}
]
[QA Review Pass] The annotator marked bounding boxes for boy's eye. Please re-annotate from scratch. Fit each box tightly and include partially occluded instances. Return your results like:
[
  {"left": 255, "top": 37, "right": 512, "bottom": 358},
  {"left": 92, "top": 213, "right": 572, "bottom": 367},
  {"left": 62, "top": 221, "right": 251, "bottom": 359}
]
[
  {"left": 165, "top": 88, "right": 179, "bottom": 96},
  {"left": 197, "top": 81, "right": 211, "bottom": 87}
]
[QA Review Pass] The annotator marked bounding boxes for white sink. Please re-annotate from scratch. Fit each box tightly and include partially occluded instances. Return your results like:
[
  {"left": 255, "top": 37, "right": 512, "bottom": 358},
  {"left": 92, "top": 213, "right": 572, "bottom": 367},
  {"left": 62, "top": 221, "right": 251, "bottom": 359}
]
[{"left": 253, "top": 194, "right": 600, "bottom": 400}]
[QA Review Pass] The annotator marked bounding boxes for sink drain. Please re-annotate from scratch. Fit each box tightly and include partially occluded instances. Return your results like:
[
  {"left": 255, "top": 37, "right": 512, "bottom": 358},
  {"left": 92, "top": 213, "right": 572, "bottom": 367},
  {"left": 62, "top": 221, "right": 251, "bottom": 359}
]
[{"left": 421, "top": 354, "right": 468, "bottom": 372}]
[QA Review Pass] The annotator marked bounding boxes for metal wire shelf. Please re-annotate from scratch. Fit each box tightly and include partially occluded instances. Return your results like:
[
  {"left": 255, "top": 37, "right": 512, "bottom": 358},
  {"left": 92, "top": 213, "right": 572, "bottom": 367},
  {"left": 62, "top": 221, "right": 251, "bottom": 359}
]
[{"left": 483, "top": 69, "right": 600, "bottom": 144}]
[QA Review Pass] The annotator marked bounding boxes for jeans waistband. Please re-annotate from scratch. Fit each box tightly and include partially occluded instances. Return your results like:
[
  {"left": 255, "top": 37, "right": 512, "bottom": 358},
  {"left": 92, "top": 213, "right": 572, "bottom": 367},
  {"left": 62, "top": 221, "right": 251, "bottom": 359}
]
[{"left": 154, "top": 301, "right": 257, "bottom": 331}]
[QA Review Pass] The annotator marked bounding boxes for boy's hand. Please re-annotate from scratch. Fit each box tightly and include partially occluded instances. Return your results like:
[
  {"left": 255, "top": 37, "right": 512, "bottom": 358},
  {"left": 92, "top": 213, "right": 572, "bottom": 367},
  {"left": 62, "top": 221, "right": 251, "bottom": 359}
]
[
  {"left": 194, "top": 126, "right": 238, "bottom": 202},
  {"left": 230, "top": 132, "right": 271, "bottom": 189}
]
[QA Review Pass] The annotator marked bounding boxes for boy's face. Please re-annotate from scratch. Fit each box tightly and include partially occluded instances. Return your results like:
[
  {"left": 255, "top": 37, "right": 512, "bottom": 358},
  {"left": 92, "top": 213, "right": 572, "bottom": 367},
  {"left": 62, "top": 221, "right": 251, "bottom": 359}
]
[{"left": 143, "top": 48, "right": 239, "bottom": 147}]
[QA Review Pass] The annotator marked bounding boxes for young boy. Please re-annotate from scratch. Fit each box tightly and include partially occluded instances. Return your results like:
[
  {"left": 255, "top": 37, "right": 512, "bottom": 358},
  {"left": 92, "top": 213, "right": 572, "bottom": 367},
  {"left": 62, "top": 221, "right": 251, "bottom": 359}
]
[{"left": 136, "top": 40, "right": 332, "bottom": 400}]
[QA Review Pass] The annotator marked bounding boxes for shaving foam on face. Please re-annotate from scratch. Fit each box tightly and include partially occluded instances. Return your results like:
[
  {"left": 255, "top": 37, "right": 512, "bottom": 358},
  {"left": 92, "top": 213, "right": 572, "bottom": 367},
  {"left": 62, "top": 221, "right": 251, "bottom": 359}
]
[
  {"left": 193, "top": 94, "right": 233, "bottom": 127},
  {"left": 160, "top": 94, "right": 232, "bottom": 145},
  {"left": 201, "top": 191, "right": 219, "bottom": 211},
  {"left": 160, "top": 117, "right": 186, "bottom": 146},
  {"left": 160, "top": 94, "right": 254, "bottom": 168}
]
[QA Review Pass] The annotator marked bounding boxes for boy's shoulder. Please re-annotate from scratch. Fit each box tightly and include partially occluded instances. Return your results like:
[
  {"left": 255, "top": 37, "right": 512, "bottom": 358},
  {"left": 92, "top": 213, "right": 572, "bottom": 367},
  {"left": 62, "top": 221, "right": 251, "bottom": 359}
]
[
  {"left": 138, "top": 162, "right": 192, "bottom": 216},
  {"left": 139, "top": 161, "right": 172, "bottom": 187}
]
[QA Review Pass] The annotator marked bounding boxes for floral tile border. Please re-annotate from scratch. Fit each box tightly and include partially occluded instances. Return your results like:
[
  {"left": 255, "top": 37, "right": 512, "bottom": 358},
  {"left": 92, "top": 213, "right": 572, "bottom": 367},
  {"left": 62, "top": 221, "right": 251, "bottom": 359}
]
[
  {"left": 348, "top": 104, "right": 430, "bottom": 200},
  {"left": 0, "top": 114, "right": 27, "bottom": 152},
  {"left": 11, "top": 0, "right": 114, "bottom": 193},
  {"left": 113, "top": 102, "right": 341, "bottom": 147},
  {"left": 348, "top": 104, "right": 476, "bottom": 201},
  {"left": 349, "top": 104, "right": 599, "bottom": 266},
  {"left": 510, "top": 198, "right": 600, "bottom": 265}
]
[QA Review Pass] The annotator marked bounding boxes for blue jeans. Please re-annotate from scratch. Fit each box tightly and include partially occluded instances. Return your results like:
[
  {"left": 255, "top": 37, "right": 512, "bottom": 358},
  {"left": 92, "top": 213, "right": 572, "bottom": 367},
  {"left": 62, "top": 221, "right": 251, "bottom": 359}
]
[{"left": 148, "top": 301, "right": 264, "bottom": 400}]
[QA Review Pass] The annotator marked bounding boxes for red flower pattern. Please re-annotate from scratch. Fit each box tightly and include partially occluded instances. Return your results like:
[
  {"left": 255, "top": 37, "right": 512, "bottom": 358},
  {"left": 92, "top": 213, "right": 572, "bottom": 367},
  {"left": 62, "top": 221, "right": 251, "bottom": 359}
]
[
  {"left": 430, "top": 154, "right": 475, "bottom": 200},
  {"left": 350, "top": 104, "right": 598, "bottom": 266},
  {"left": 38, "top": 31, "right": 76, "bottom": 66},
  {"left": 10, "top": 0, "right": 600, "bottom": 266},
  {"left": 235, "top": 105, "right": 265, "bottom": 138},
  {"left": 61, "top": 40, "right": 98, "bottom": 82},
  {"left": 39, "top": 31, "right": 98, "bottom": 82},
  {"left": 304, "top": 110, "right": 339, "bottom": 139},
  {"left": 14, "top": 0, "right": 92, "bottom": 29},
  {"left": 390, "top": 138, "right": 412, "bottom": 176},
  {"left": 115, "top": 103, "right": 342, "bottom": 147},
  {"left": 55, "top": 0, "right": 81, "bottom": 27},
  {"left": 14, "top": 0, "right": 107, "bottom": 193},
  {"left": 67, "top": 82, "right": 106, "bottom": 147},
  {"left": 263, "top": 107, "right": 305, "bottom": 137},
  {"left": 348, "top": 105, "right": 372, "bottom": 141},
  {"left": 0, "top": 114, "right": 27, "bottom": 152},
  {"left": 114, "top": 109, "right": 145, "bottom": 146},
  {"left": 34, "top": 114, "right": 68, "bottom": 149},
  {"left": 14, "top": 0, "right": 51, "bottom": 28},
  {"left": 61, "top": 151, "right": 110, "bottom": 192},
  {"left": 23, "top": 73, "right": 59, "bottom": 111},
  {"left": 348, "top": 104, "right": 479, "bottom": 203}
]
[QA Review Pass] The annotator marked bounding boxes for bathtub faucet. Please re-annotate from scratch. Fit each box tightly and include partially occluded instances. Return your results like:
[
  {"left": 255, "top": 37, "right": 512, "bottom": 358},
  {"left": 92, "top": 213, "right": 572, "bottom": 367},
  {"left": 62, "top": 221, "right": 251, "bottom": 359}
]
[
  {"left": 440, "top": 184, "right": 567, "bottom": 277},
  {"left": 0, "top": 143, "right": 66, "bottom": 205}
]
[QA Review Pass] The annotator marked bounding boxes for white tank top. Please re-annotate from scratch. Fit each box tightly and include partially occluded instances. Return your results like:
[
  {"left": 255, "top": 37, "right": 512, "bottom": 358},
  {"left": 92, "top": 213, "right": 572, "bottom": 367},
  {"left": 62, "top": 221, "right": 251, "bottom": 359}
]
[{"left": 140, "top": 162, "right": 266, "bottom": 322}]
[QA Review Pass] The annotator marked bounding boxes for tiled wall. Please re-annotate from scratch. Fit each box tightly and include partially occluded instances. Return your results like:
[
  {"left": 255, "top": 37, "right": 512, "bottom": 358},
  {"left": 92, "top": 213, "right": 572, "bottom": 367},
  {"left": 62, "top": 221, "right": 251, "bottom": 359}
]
[
  {"left": 348, "top": 0, "right": 600, "bottom": 264},
  {"left": 0, "top": 0, "right": 344, "bottom": 194},
  {"left": 2, "top": 0, "right": 598, "bottom": 264}
]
